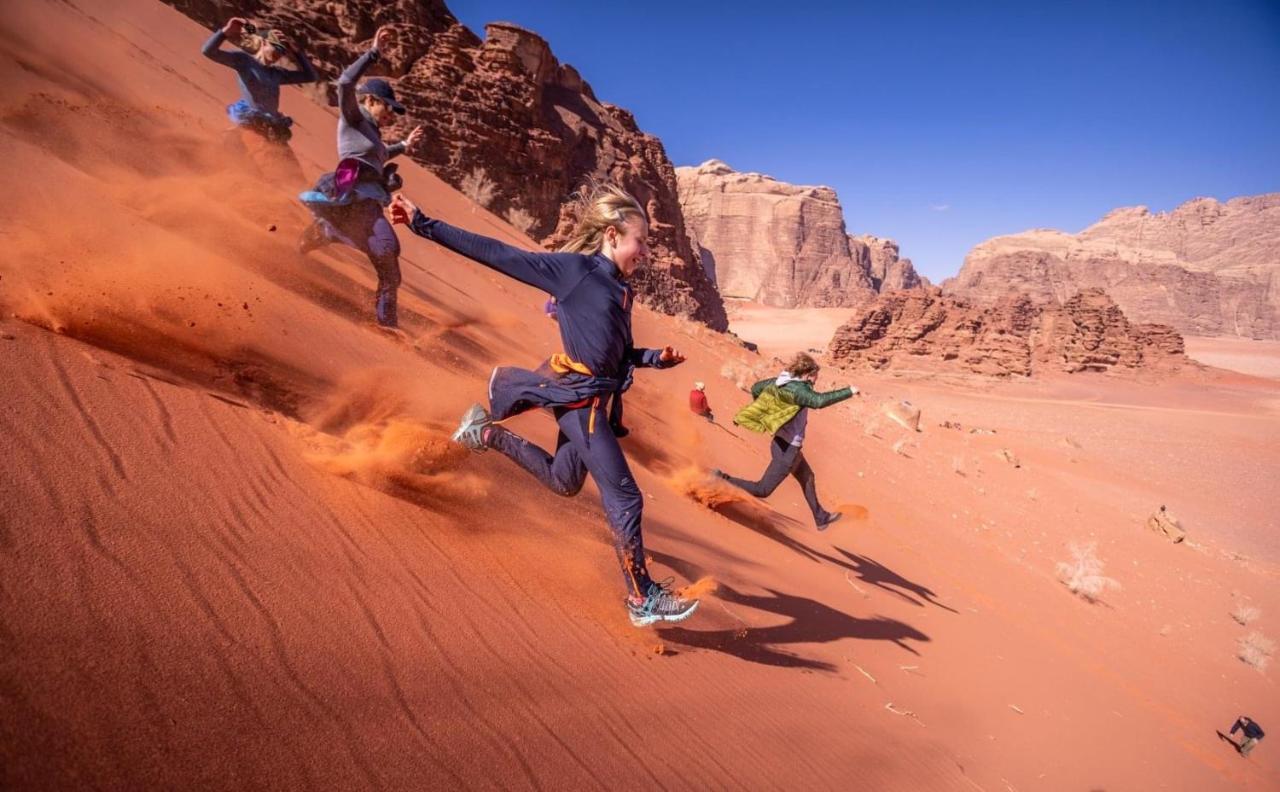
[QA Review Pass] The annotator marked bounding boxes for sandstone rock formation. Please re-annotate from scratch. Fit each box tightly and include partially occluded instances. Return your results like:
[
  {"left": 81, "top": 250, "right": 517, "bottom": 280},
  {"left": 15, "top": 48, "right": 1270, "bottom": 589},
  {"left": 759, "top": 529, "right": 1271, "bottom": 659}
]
[
  {"left": 854, "top": 234, "right": 925, "bottom": 293},
  {"left": 827, "top": 287, "right": 1187, "bottom": 377},
  {"left": 676, "top": 160, "right": 924, "bottom": 308},
  {"left": 946, "top": 195, "right": 1280, "bottom": 339},
  {"left": 163, "top": 0, "right": 728, "bottom": 330}
]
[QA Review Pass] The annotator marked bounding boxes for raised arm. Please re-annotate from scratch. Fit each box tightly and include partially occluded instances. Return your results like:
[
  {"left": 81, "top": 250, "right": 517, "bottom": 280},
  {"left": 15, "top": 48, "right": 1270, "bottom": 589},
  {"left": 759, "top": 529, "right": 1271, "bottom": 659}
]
[
  {"left": 201, "top": 29, "right": 240, "bottom": 67},
  {"left": 337, "top": 48, "right": 378, "bottom": 125},
  {"left": 750, "top": 377, "right": 773, "bottom": 399},
  {"left": 339, "top": 26, "right": 394, "bottom": 124},
  {"left": 397, "top": 204, "right": 582, "bottom": 296},
  {"left": 278, "top": 43, "right": 319, "bottom": 85}
]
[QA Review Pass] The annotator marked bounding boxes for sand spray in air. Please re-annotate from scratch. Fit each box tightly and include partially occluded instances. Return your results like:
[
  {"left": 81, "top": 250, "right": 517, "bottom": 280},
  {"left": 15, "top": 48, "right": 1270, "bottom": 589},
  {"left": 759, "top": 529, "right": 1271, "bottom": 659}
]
[
  {"left": 666, "top": 465, "right": 751, "bottom": 509},
  {"left": 300, "top": 370, "right": 487, "bottom": 501}
]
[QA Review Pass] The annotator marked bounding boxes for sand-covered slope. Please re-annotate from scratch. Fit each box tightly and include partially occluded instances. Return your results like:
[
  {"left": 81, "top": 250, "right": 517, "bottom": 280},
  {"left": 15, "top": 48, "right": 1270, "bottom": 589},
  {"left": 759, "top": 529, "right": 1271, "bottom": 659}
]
[{"left": 2, "top": 1, "right": 1279, "bottom": 789}]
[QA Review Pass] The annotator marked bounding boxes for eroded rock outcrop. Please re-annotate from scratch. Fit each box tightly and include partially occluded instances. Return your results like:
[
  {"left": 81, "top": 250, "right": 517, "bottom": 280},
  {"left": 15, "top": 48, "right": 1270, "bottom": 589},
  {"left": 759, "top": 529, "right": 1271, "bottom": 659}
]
[
  {"left": 676, "top": 159, "right": 923, "bottom": 307},
  {"left": 162, "top": 0, "right": 728, "bottom": 330},
  {"left": 828, "top": 288, "right": 1187, "bottom": 377},
  {"left": 946, "top": 195, "right": 1280, "bottom": 339}
]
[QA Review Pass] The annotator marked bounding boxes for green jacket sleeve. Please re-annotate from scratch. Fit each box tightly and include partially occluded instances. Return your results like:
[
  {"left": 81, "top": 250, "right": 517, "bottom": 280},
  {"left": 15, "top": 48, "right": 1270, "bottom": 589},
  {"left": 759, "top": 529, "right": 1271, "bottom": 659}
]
[
  {"left": 787, "top": 382, "right": 853, "bottom": 409},
  {"left": 749, "top": 377, "right": 774, "bottom": 399}
]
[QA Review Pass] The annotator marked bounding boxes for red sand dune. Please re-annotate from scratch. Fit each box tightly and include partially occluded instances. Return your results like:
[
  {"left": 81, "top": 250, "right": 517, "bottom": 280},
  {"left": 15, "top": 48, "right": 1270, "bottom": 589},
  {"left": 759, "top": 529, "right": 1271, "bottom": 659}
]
[{"left": 2, "top": 1, "right": 1278, "bottom": 789}]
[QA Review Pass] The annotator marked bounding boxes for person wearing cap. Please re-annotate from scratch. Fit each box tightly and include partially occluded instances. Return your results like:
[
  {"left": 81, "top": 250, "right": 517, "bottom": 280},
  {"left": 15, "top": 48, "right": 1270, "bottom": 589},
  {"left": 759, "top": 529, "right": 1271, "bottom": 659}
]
[
  {"left": 202, "top": 17, "right": 316, "bottom": 178},
  {"left": 299, "top": 26, "right": 424, "bottom": 329},
  {"left": 689, "top": 382, "right": 714, "bottom": 422}
]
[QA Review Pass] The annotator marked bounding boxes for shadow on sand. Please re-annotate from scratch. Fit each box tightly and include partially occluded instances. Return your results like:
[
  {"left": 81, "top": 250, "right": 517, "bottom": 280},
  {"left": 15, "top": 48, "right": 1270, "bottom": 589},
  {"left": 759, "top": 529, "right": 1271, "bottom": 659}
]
[
  {"left": 650, "top": 551, "right": 930, "bottom": 671},
  {"left": 704, "top": 500, "right": 959, "bottom": 613}
]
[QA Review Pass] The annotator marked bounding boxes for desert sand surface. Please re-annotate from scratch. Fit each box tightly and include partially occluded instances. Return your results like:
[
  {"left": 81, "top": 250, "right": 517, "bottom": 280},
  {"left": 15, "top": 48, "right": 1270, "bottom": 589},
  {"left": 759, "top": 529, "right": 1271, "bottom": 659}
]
[
  {"left": 727, "top": 302, "right": 855, "bottom": 357},
  {"left": 1185, "top": 336, "right": 1280, "bottom": 379},
  {"left": 2, "top": 1, "right": 1278, "bottom": 790}
]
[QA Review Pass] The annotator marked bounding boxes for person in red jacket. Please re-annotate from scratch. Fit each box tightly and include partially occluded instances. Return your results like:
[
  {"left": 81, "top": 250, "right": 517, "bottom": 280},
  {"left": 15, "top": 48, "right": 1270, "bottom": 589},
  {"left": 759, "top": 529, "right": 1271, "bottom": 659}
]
[{"left": 689, "top": 381, "right": 714, "bottom": 422}]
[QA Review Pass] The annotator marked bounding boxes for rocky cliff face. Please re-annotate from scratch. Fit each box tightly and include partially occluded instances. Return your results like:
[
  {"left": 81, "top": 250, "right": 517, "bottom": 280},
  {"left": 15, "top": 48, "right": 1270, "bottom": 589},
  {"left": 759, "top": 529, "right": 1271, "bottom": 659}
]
[
  {"left": 676, "top": 160, "right": 923, "bottom": 308},
  {"left": 162, "top": 0, "right": 728, "bottom": 330},
  {"left": 945, "top": 195, "right": 1280, "bottom": 339},
  {"left": 827, "top": 288, "right": 1187, "bottom": 377}
]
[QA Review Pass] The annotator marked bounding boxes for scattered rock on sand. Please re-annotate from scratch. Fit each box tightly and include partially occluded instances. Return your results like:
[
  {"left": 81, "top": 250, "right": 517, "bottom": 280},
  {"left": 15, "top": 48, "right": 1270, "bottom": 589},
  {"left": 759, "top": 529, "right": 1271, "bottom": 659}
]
[
  {"left": 883, "top": 400, "right": 921, "bottom": 432},
  {"left": 1146, "top": 506, "right": 1186, "bottom": 543},
  {"left": 995, "top": 449, "right": 1021, "bottom": 468}
]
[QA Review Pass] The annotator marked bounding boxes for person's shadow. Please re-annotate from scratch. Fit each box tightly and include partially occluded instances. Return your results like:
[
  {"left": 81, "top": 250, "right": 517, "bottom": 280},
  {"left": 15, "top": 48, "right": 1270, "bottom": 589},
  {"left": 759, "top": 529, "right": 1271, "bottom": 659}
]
[
  {"left": 651, "top": 551, "right": 929, "bottom": 671},
  {"left": 835, "top": 548, "right": 958, "bottom": 613},
  {"left": 1216, "top": 730, "right": 1243, "bottom": 754}
]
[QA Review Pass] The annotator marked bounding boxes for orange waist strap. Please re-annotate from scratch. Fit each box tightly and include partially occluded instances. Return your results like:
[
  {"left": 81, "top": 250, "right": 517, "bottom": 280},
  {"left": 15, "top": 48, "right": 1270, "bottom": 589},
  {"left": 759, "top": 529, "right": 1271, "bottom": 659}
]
[
  {"left": 548, "top": 353, "right": 602, "bottom": 434},
  {"left": 548, "top": 353, "right": 593, "bottom": 376}
]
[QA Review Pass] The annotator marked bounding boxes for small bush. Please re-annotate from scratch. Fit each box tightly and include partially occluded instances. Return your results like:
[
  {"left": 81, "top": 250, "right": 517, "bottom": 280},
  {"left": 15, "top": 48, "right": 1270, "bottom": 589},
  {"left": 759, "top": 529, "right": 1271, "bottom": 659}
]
[
  {"left": 1231, "top": 604, "right": 1260, "bottom": 626},
  {"left": 1056, "top": 542, "right": 1119, "bottom": 602},
  {"left": 1237, "top": 631, "right": 1274, "bottom": 672},
  {"left": 459, "top": 168, "right": 496, "bottom": 208},
  {"left": 504, "top": 206, "right": 537, "bottom": 234}
]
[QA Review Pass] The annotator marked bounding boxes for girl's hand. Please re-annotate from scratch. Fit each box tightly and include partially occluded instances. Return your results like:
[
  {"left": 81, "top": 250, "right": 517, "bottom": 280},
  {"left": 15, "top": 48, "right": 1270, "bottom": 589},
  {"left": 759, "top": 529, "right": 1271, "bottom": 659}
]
[
  {"left": 373, "top": 26, "right": 393, "bottom": 52},
  {"left": 659, "top": 346, "right": 686, "bottom": 366},
  {"left": 389, "top": 194, "right": 418, "bottom": 225},
  {"left": 223, "top": 17, "right": 247, "bottom": 36},
  {"left": 404, "top": 125, "right": 425, "bottom": 149}
]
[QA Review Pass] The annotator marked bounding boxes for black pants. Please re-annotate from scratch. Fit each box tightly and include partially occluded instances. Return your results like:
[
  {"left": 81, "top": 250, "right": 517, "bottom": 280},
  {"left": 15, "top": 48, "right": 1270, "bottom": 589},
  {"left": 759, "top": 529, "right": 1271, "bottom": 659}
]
[
  {"left": 311, "top": 199, "right": 402, "bottom": 327},
  {"left": 723, "top": 436, "right": 833, "bottom": 526},
  {"left": 486, "top": 404, "right": 652, "bottom": 598}
]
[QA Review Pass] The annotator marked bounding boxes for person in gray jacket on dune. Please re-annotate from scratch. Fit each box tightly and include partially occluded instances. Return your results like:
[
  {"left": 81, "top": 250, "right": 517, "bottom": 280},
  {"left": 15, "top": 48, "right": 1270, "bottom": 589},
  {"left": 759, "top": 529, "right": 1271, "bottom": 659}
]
[{"left": 298, "top": 26, "right": 423, "bottom": 329}]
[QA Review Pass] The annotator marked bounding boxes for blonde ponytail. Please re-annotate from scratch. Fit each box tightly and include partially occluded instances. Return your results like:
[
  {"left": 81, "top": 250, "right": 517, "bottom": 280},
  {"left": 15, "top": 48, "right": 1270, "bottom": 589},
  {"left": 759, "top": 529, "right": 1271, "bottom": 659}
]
[{"left": 557, "top": 182, "right": 647, "bottom": 255}]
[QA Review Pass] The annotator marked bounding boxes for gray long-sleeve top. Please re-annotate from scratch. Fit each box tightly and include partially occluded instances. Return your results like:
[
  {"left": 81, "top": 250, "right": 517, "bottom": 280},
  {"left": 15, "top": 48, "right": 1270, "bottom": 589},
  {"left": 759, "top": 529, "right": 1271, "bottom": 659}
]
[
  {"left": 201, "top": 30, "right": 317, "bottom": 114},
  {"left": 336, "top": 48, "right": 406, "bottom": 204}
]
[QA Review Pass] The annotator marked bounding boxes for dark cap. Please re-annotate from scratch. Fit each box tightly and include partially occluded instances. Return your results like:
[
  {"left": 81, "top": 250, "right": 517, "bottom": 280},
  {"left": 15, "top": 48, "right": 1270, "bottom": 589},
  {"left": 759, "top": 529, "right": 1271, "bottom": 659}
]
[{"left": 357, "top": 78, "right": 406, "bottom": 115}]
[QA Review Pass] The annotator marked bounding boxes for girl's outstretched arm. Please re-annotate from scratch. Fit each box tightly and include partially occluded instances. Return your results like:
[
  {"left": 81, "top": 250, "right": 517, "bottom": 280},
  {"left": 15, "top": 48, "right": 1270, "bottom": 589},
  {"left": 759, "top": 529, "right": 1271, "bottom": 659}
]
[{"left": 392, "top": 196, "right": 582, "bottom": 297}]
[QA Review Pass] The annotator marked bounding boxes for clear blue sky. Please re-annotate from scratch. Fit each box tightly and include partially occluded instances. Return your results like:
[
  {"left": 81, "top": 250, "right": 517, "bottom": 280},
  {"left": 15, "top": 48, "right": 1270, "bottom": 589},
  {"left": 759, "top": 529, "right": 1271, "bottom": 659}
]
[{"left": 450, "top": 0, "right": 1280, "bottom": 281}]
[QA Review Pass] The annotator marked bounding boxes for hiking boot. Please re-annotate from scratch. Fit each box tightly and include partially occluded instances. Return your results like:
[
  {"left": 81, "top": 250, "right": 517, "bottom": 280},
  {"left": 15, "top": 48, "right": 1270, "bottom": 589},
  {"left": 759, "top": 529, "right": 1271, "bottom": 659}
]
[
  {"left": 627, "top": 579, "right": 700, "bottom": 628},
  {"left": 817, "top": 511, "right": 843, "bottom": 532},
  {"left": 298, "top": 220, "right": 329, "bottom": 255},
  {"left": 451, "top": 403, "right": 491, "bottom": 453}
]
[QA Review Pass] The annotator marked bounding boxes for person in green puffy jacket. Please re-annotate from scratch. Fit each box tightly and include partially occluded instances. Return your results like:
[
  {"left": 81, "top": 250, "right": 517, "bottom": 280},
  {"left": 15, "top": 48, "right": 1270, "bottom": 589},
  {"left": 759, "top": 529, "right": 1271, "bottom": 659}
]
[{"left": 715, "top": 352, "right": 856, "bottom": 530}]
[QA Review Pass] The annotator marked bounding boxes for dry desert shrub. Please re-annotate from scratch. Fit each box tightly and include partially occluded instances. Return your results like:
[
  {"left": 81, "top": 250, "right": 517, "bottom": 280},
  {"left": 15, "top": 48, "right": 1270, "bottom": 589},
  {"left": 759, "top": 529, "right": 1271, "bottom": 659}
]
[
  {"left": 1237, "top": 631, "right": 1274, "bottom": 672},
  {"left": 1056, "top": 541, "right": 1119, "bottom": 602},
  {"left": 1231, "top": 603, "right": 1261, "bottom": 626},
  {"left": 459, "top": 168, "right": 496, "bottom": 208},
  {"left": 504, "top": 206, "right": 536, "bottom": 234}
]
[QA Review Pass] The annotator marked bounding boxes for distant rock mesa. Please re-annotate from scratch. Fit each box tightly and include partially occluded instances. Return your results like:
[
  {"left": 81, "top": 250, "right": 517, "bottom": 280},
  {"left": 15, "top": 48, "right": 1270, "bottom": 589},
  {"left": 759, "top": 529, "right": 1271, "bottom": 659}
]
[
  {"left": 676, "top": 159, "right": 925, "bottom": 308},
  {"left": 946, "top": 195, "right": 1280, "bottom": 339}
]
